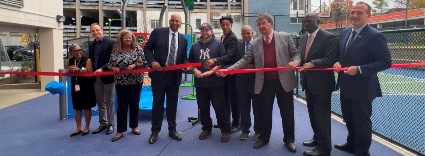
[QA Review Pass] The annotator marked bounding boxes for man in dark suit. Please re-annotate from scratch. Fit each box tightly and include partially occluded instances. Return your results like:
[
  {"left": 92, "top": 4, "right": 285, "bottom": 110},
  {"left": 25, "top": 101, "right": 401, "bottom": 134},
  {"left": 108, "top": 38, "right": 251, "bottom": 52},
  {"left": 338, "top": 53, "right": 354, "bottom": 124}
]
[
  {"left": 144, "top": 13, "right": 188, "bottom": 144},
  {"left": 218, "top": 13, "right": 300, "bottom": 152},
  {"left": 89, "top": 23, "right": 116, "bottom": 135},
  {"left": 333, "top": 2, "right": 392, "bottom": 156},
  {"left": 233, "top": 25, "right": 261, "bottom": 140},
  {"left": 204, "top": 16, "right": 238, "bottom": 68},
  {"left": 299, "top": 12, "right": 338, "bottom": 156},
  {"left": 211, "top": 16, "right": 240, "bottom": 133}
]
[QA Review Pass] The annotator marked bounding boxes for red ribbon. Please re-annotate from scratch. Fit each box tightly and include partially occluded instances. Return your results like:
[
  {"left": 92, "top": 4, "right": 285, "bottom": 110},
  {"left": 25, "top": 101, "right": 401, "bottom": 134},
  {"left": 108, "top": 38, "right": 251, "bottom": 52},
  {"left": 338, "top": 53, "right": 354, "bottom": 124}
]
[
  {"left": 0, "top": 63, "right": 201, "bottom": 76},
  {"left": 218, "top": 62, "right": 425, "bottom": 74}
]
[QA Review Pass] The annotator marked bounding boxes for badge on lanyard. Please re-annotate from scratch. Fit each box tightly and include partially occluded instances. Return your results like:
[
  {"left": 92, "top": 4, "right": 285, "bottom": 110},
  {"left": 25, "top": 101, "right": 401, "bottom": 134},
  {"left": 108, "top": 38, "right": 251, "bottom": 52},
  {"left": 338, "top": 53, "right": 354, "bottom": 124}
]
[{"left": 75, "top": 85, "right": 81, "bottom": 92}]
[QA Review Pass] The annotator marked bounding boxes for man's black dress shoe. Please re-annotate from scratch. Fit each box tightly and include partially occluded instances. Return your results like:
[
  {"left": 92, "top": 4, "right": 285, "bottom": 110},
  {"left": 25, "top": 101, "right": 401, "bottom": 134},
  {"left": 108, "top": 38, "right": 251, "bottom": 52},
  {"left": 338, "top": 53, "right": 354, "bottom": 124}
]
[
  {"left": 303, "top": 138, "right": 318, "bottom": 147},
  {"left": 70, "top": 130, "right": 82, "bottom": 137},
  {"left": 303, "top": 148, "right": 330, "bottom": 156},
  {"left": 334, "top": 143, "right": 355, "bottom": 154},
  {"left": 106, "top": 125, "right": 114, "bottom": 135},
  {"left": 285, "top": 143, "right": 297, "bottom": 153},
  {"left": 92, "top": 125, "right": 107, "bottom": 134},
  {"left": 253, "top": 139, "right": 268, "bottom": 149},
  {"left": 169, "top": 131, "right": 182, "bottom": 141},
  {"left": 111, "top": 134, "right": 123, "bottom": 142},
  {"left": 148, "top": 133, "right": 158, "bottom": 144}
]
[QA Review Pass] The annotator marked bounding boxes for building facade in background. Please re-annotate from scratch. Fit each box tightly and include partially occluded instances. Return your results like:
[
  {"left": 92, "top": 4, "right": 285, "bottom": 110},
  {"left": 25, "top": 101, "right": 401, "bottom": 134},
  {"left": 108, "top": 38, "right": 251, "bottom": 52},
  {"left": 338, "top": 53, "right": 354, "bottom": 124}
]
[{"left": 0, "top": 0, "right": 64, "bottom": 91}]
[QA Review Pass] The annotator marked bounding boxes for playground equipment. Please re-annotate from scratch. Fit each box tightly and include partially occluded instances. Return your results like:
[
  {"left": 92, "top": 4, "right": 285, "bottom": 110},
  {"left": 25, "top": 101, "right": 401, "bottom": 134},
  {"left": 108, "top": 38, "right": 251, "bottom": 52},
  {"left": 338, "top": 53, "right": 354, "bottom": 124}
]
[
  {"left": 180, "top": 23, "right": 197, "bottom": 101},
  {"left": 55, "top": 1, "right": 196, "bottom": 119}
]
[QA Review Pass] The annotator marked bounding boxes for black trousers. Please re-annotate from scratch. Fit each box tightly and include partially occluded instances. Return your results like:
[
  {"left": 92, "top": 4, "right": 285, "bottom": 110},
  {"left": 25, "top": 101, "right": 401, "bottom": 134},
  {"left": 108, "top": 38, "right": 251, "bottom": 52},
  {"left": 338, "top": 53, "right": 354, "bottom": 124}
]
[
  {"left": 116, "top": 83, "right": 142, "bottom": 133},
  {"left": 151, "top": 72, "right": 179, "bottom": 133},
  {"left": 341, "top": 96, "right": 372, "bottom": 156},
  {"left": 224, "top": 75, "right": 239, "bottom": 127},
  {"left": 305, "top": 84, "right": 332, "bottom": 151},
  {"left": 236, "top": 74, "right": 261, "bottom": 133},
  {"left": 197, "top": 85, "right": 231, "bottom": 133},
  {"left": 257, "top": 80, "right": 295, "bottom": 143}
]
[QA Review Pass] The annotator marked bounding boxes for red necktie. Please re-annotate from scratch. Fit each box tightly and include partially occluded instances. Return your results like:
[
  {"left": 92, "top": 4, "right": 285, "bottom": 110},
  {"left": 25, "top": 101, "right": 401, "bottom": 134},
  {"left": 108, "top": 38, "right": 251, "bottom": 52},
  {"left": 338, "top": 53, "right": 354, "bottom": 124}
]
[
  {"left": 305, "top": 34, "right": 313, "bottom": 59},
  {"left": 266, "top": 36, "right": 270, "bottom": 44}
]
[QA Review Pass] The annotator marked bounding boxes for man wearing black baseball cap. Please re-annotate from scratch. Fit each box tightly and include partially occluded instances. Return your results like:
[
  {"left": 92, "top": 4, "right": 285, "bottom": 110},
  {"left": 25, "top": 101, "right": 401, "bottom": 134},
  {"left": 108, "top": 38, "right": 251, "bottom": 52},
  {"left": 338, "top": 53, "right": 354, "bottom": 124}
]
[{"left": 188, "top": 22, "right": 231, "bottom": 142}]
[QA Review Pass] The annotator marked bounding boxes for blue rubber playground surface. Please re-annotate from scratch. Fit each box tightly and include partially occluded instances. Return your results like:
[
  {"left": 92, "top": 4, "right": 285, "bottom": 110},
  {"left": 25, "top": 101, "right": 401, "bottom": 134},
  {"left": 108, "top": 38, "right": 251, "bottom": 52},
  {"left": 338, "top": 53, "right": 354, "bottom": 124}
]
[
  {"left": 297, "top": 68, "right": 425, "bottom": 154},
  {"left": 0, "top": 75, "right": 407, "bottom": 156}
]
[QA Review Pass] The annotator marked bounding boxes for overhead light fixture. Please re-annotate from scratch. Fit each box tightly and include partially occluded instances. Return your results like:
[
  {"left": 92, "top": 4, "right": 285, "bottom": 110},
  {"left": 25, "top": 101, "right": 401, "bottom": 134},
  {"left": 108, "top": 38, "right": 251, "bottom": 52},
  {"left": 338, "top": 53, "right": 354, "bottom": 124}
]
[{"left": 56, "top": 15, "right": 66, "bottom": 22}]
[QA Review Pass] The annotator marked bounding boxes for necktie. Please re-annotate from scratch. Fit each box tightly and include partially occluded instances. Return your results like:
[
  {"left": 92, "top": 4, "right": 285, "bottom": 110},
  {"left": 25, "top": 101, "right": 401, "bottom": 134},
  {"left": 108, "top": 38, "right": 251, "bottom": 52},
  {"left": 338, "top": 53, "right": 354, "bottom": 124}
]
[
  {"left": 345, "top": 30, "right": 357, "bottom": 54},
  {"left": 245, "top": 42, "right": 250, "bottom": 53},
  {"left": 304, "top": 34, "right": 313, "bottom": 60},
  {"left": 266, "top": 36, "right": 270, "bottom": 44},
  {"left": 221, "top": 35, "right": 225, "bottom": 41},
  {"left": 168, "top": 33, "right": 176, "bottom": 66}
]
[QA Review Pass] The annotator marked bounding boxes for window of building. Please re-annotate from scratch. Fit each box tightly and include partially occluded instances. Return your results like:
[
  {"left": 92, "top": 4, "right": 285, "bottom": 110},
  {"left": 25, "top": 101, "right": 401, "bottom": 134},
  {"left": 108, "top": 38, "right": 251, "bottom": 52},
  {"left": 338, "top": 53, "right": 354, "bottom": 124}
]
[
  {"left": 298, "top": 0, "right": 305, "bottom": 11},
  {"left": 196, "top": 19, "right": 201, "bottom": 29},
  {"left": 0, "top": 0, "right": 24, "bottom": 7},
  {"left": 212, "top": 20, "right": 219, "bottom": 29},
  {"left": 290, "top": 0, "right": 297, "bottom": 10},
  {"left": 151, "top": 20, "right": 160, "bottom": 29},
  {"left": 290, "top": 17, "right": 304, "bottom": 24}
]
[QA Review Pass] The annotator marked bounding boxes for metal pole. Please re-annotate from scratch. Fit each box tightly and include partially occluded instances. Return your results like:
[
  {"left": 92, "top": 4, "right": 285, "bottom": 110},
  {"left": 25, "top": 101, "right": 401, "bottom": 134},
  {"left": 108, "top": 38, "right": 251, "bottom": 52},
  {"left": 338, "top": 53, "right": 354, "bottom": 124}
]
[
  {"left": 33, "top": 44, "right": 37, "bottom": 82},
  {"left": 180, "top": 0, "right": 189, "bottom": 34},
  {"left": 405, "top": 0, "right": 409, "bottom": 27},
  {"left": 121, "top": 0, "right": 128, "bottom": 30},
  {"left": 159, "top": 5, "right": 168, "bottom": 27},
  {"left": 182, "top": 23, "right": 193, "bottom": 81},
  {"left": 59, "top": 69, "right": 67, "bottom": 120},
  {"left": 109, "top": 19, "right": 122, "bottom": 38}
]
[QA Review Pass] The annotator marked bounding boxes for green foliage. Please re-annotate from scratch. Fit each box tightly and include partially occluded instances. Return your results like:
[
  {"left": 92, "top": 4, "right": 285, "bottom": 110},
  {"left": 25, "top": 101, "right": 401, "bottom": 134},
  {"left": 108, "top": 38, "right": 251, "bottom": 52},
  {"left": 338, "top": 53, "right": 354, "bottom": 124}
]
[
  {"left": 372, "top": 0, "right": 388, "bottom": 14},
  {"left": 9, "top": 60, "right": 34, "bottom": 83}
]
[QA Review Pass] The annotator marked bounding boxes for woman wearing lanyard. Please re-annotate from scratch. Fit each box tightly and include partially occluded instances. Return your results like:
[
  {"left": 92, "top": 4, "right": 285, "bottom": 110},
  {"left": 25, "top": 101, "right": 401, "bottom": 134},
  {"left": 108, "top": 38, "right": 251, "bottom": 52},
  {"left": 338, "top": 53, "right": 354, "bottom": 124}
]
[
  {"left": 96, "top": 29, "right": 148, "bottom": 142},
  {"left": 66, "top": 43, "right": 96, "bottom": 137}
]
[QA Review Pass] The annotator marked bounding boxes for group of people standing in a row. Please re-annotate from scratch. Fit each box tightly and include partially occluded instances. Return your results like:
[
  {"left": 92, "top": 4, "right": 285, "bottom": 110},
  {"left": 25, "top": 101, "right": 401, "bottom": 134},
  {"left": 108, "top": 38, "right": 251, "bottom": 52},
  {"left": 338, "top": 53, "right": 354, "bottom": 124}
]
[{"left": 65, "top": 1, "right": 391, "bottom": 156}]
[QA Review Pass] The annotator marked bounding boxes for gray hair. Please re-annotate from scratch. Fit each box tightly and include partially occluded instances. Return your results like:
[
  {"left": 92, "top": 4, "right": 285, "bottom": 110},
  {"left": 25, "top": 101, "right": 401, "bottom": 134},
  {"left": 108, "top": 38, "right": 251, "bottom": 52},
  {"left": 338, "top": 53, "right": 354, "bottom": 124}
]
[
  {"left": 68, "top": 43, "right": 81, "bottom": 52},
  {"left": 257, "top": 13, "right": 274, "bottom": 25},
  {"left": 241, "top": 25, "right": 254, "bottom": 32},
  {"left": 306, "top": 12, "right": 320, "bottom": 21}
]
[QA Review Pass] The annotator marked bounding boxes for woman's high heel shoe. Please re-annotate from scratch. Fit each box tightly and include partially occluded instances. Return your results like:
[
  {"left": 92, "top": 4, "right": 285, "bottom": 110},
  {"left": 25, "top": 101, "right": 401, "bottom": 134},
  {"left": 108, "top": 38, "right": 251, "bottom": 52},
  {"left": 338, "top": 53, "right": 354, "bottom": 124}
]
[{"left": 82, "top": 129, "right": 90, "bottom": 136}]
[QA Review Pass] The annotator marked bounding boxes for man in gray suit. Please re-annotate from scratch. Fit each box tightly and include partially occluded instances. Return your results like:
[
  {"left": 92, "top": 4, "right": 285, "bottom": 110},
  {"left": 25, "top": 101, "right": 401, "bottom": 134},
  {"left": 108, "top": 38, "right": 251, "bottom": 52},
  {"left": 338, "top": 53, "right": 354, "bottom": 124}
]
[{"left": 218, "top": 13, "right": 300, "bottom": 152}]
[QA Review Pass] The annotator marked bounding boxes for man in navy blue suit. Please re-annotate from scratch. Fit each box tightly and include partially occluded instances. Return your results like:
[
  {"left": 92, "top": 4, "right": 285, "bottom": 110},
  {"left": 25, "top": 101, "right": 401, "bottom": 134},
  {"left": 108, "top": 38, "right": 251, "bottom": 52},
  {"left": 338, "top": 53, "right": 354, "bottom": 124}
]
[
  {"left": 333, "top": 2, "right": 392, "bottom": 156},
  {"left": 144, "top": 13, "right": 188, "bottom": 144}
]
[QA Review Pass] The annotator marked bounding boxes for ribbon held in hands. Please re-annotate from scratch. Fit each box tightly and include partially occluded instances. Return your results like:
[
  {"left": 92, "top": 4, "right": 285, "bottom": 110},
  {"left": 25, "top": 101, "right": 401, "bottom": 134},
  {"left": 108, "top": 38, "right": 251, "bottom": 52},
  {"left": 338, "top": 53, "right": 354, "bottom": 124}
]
[
  {"left": 217, "top": 62, "right": 425, "bottom": 74},
  {"left": 0, "top": 63, "right": 201, "bottom": 77}
]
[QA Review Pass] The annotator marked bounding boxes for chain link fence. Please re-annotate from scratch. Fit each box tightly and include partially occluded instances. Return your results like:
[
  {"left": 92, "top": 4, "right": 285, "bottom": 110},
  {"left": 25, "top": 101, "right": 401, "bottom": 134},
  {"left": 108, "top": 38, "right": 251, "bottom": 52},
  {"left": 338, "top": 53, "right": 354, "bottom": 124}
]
[{"left": 293, "top": 28, "right": 425, "bottom": 155}]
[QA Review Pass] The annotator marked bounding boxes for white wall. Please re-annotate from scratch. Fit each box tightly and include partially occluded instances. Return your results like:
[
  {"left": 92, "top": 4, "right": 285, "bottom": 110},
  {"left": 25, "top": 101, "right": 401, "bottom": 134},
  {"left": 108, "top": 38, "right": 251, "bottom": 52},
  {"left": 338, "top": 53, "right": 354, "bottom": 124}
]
[
  {"left": 0, "top": 0, "right": 63, "bottom": 29},
  {"left": 0, "top": 0, "right": 64, "bottom": 91}
]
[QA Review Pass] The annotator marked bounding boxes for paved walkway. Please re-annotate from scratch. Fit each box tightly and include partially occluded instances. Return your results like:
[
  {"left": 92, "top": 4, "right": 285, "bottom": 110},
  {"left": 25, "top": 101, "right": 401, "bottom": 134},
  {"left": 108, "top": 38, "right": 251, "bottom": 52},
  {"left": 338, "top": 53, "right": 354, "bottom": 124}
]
[{"left": 0, "top": 89, "right": 46, "bottom": 109}]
